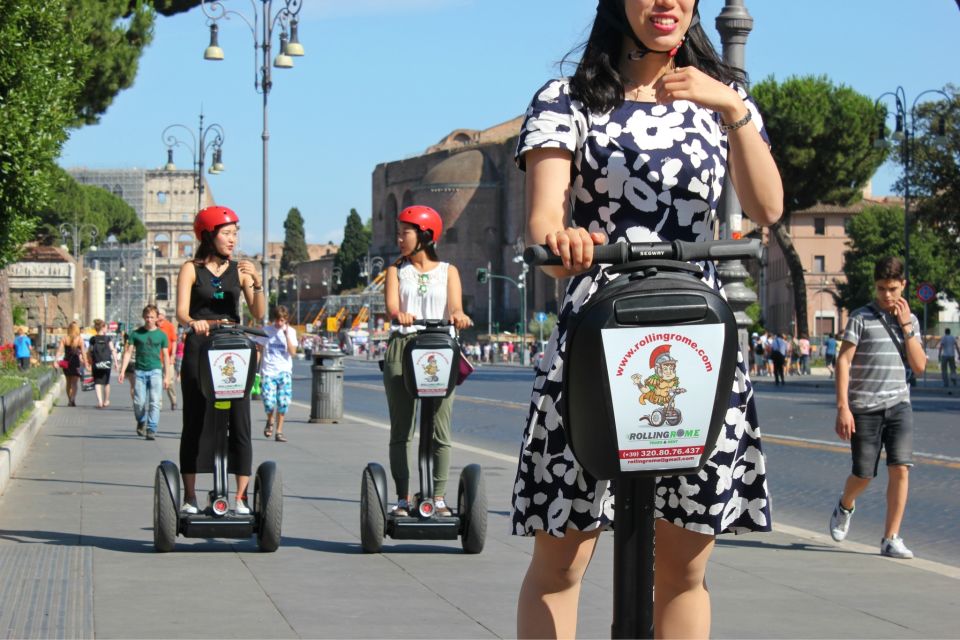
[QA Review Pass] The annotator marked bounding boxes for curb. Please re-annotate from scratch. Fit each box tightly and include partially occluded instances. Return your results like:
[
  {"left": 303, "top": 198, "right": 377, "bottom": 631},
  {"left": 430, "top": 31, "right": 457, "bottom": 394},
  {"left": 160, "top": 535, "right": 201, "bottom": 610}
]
[{"left": 0, "top": 377, "right": 63, "bottom": 498}]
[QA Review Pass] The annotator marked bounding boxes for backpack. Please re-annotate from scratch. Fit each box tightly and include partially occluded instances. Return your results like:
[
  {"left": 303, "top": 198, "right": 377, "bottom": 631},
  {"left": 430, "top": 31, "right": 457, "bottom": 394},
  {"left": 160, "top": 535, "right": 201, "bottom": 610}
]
[{"left": 90, "top": 336, "right": 113, "bottom": 370}]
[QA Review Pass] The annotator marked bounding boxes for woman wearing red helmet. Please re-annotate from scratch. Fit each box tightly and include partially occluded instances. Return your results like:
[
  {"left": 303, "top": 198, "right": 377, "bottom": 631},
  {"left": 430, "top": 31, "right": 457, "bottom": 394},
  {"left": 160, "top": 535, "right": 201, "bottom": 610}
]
[
  {"left": 382, "top": 205, "right": 472, "bottom": 518},
  {"left": 174, "top": 206, "right": 266, "bottom": 515}
]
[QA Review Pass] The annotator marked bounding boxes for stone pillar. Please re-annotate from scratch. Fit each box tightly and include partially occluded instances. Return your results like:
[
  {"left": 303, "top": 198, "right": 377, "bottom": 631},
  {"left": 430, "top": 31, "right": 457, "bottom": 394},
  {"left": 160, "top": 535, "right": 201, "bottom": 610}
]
[{"left": 715, "top": 0, "right": 757, "bottom": 365}]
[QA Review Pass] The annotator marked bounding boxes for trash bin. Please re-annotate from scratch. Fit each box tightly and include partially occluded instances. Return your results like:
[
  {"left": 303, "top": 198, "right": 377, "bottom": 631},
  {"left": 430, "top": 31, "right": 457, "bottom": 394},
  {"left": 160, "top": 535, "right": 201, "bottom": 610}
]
[{"left": 311, "top": 350, "right": 344, "bottom": 423}]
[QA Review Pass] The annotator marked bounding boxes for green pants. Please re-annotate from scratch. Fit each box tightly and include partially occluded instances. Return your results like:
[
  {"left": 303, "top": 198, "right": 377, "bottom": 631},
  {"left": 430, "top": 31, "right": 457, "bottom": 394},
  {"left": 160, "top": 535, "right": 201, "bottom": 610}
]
[{"left": 383, "top": 333, "right": 455, "bottom": 498}]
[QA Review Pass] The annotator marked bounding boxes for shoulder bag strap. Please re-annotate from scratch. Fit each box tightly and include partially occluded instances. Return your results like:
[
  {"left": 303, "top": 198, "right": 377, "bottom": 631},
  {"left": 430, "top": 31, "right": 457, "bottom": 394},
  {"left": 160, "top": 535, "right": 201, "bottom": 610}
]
[{"left": 867, "top": 303, "right": 907, "bottom": 365}]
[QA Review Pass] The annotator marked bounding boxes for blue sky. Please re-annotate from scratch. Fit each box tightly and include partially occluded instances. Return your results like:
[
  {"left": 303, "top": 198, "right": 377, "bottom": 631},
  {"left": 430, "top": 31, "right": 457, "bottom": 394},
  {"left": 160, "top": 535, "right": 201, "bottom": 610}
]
[{"left": 59, "top": 0, "right": 960, "bottom": 255}]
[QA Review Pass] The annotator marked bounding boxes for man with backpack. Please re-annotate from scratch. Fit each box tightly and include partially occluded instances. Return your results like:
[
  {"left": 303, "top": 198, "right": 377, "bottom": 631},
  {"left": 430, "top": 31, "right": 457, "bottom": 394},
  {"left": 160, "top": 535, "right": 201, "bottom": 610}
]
[{"left": 829, "top": 256, "right": 926, "bottom": 559}]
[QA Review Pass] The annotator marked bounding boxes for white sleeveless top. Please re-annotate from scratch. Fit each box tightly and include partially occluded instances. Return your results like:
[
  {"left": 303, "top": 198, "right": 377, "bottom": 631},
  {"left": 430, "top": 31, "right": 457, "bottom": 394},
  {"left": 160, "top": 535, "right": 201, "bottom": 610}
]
[{"left": 395, "top": 260, "right": 449, "bottom": 335}]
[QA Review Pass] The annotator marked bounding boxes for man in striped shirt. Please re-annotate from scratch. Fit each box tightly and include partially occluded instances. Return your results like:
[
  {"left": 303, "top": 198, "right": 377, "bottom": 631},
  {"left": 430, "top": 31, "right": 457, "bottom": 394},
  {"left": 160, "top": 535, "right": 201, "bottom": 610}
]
[{"left": 829, "top": 256, "right": 926, "bottom": 559}]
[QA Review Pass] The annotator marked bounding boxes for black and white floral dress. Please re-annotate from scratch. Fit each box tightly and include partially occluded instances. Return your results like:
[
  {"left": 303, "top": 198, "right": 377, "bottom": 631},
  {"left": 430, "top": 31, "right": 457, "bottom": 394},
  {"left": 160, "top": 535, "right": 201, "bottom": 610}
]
[{"left": 511, "top": 78, "right": 772, "bottom": 538}]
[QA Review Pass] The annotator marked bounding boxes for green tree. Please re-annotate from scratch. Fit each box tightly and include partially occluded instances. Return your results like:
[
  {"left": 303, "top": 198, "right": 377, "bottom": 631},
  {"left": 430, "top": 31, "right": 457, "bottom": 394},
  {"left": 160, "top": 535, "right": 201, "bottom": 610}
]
[
  {"left": 33, "top": 167, "right": 145, "bottom": 248},
  {"left": 838, "top": 205, "right": 959, "bottom": 314},
  {"left": 334, "top": 209, "right": 370, "bottom": 292},
  {"left": 280, "top": 207, "right": 309, "bottom": 277},
  {"left": 70, "top": 0, "right": 155, "bottom": 126},
  {"left": 0, "top": 1, "right": 90, "bottom": 343},
  {"left": 752, "top": 75, "right": 888, "bottom": 338},
  {"left": 527, "top": 313, "right": 558, "bottom": 344}
]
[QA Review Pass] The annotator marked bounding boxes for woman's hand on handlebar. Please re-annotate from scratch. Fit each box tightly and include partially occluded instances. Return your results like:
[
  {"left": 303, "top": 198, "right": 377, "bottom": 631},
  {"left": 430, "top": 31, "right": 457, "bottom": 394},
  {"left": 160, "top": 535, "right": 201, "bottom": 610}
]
[
  {"left": 543, "top": 228, "right": 607, "bottom": 274},
  {"left": 450, "top": 311, "right": 473, "bottom": 331},
  {"left": 189, "top": 319, "right": 212, "bottom": 336},
  {"left": 394, "top": 312, "right": 417, "bottom": 327}
]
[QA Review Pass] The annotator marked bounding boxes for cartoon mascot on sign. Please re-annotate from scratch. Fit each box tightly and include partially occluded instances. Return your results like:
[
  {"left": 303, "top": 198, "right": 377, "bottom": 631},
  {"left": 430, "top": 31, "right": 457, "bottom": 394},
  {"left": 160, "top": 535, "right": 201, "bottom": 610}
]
[
  {"left": 220, "top": 355, "right": 237, "bottom": 384},
  {"left": 631, "top": 344, "right": 679, "bottom": 405},
  {"left": 422, "top": 354, "right": 440, "bottom": 382}
]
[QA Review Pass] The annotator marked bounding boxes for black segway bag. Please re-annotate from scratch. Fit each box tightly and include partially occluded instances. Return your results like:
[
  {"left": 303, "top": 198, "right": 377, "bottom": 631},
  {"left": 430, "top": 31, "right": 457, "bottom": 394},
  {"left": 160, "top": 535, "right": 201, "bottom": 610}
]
[
  {"left": 199, "top": 330, "right": 259, "bottom": 404},
  {"left": 563, "top": 265, "right": 739, "bottom": 480},
  {"left": 401, "top": 328, "right": 460, "bottom": 399}
]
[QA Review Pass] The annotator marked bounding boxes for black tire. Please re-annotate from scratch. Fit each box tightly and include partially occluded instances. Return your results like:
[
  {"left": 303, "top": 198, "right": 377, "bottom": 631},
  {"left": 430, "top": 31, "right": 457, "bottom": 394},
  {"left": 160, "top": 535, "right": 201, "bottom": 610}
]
[
  {"left": 153, "top": 462, "right": 179, "bottom": 553},
  {"left": 458, "top": 464, "right": 487, "bottom": 554},
  {"left": 255, "top": 461, "right": 283, "bottom": 552},
  {"left": 667, "top": 411, "right": 682, "bottom": 426},
  {"left": 360, "top": 466, "right": 385, "bottom": 553}
]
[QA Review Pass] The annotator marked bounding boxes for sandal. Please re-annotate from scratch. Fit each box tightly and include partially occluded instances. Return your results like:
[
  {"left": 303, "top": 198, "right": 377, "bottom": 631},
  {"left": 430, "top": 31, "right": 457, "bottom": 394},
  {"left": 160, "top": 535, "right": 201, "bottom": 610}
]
[
  {"left": 435, "top": 497, "right": 453, "bottom": 517},
  {"left": 264, "top": 422, "right": 273, "bottom": 438},
  {"left": 275, "top": 432, "right": 287, "bottom": 442}
]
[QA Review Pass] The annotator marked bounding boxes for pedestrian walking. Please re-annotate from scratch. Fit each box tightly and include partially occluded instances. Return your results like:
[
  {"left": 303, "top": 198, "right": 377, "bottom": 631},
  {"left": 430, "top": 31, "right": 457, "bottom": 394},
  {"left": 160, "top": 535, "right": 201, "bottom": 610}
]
[
  {"left": 829, "top": 256, "right": 926, "bottom": 559},
  {"left": 824, "top": 332, "right": 838, "bottom": 378},
  {"left": 175, "top": 205, "right": 265, "bottom": 515},
  {"left": 13, "top": 326, "right": 33, "bottom": 371},
  {"left": 938, "top": 328, "right": 957, "bottom": 387},
  {"left": 118, "top": 305, "right": 171, "bottom": 440},
  {"left": 383, "top": 205, "right": 472, "bottom": 519},
  {"left": 156, "top": 307, "right": 178, "bottom": 410},
  {"left": 174, "top": 327, "right": 185, "bottom": 383},
  {"left": 258, "top": 305, "right": 298, "bottom": 443},
  {"left": 87, "top": 319, "right": 119, "bottom": 409},
  {"left": 798, "top": 335, "right": 811, "bottom": 375},
  {"left": 56, "top": 321, "right": 86, "bottom": 407},
  {"left": 770, "top": 333, "right": 788, "bottom": 386},
  {"left": 510, "top": 0, "right": 783, "bottom": 636}
]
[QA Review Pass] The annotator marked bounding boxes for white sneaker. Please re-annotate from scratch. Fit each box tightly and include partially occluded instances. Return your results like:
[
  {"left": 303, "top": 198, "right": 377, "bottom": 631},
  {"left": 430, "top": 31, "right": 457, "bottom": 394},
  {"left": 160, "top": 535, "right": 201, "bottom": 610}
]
[
  {"left": 180, "top": 499, "right": 199, "bottom": 515},
  {"left": 829, "top": 498, "right": 854, "bottom": 541},
  {"left": 233, "top": 498, "right": 251, "bottom": 515},
  {"left": 881, "top": 535, "right": 914, "bottom": 559}
]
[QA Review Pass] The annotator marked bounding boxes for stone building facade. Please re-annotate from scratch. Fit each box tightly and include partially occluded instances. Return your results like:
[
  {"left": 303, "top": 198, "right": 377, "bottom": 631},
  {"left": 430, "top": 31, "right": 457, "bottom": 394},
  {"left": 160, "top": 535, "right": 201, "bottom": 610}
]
[
  {"left": 69, "top": 167, "right": 214, "bottom": 325},
  {"left": 370, "top": 116, "right": 564, "bottom": 333}
]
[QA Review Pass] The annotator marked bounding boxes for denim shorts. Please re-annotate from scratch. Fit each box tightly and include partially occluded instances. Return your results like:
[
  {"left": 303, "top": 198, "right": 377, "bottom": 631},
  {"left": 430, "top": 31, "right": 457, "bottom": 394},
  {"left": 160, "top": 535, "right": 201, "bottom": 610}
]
[{"left": 851, "top": 401, "right": 914, "bottom": 478}]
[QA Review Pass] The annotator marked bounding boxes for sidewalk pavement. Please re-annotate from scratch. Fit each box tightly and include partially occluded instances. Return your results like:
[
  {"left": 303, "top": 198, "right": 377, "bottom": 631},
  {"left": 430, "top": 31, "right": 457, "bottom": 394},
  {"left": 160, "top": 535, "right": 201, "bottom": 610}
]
[{"left": 0, "top": 381, "right": 957, "bottom": 639}]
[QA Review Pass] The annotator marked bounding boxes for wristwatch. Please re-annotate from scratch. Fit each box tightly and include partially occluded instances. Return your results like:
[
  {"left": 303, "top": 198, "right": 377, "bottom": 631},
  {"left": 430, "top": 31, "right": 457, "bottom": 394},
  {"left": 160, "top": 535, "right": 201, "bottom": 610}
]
[{"left": 903, "top": 327, "right": 917, "bottom": 339}]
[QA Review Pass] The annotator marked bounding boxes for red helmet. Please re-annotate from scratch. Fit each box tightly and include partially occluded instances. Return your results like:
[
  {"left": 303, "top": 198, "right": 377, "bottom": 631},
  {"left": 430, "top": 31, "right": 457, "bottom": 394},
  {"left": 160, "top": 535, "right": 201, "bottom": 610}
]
[
  {"left": 194, "top": 206, "right": 239, "bottom": 241},
  {"left": 397, "top": 205, "right": 442, "bottom": 243}
]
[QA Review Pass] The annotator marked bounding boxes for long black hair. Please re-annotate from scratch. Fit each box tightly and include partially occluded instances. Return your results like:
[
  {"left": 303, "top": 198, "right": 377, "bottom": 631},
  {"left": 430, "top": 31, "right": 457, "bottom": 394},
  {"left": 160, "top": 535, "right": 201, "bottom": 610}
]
[{"left": 564, "top": 0, "right": 746, "bottom": 114}]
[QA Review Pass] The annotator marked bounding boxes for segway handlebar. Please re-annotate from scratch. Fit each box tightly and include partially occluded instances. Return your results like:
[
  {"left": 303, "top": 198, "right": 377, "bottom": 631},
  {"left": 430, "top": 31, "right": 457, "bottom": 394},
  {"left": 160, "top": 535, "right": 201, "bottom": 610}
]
[
  {"left": 184, "top": 320, "right": 268, "bottom": 337},
  {"left": 523, "top": 238, "right": 762, "bottom": 266}
]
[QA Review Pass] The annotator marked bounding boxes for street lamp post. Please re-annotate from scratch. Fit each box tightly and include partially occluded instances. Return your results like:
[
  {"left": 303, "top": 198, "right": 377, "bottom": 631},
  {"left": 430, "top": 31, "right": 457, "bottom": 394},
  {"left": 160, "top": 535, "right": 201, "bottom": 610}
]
[
  {"left": 161, "top": 111, "right": 226, "bottom": 212},
  {"left": 358, "top": 255, "right": 385, "bottom": 337},
  {"left": 874, "top": 86, "right": 951, "bottom": 286},
  {"left": 201, "top": 0, "right": 306, "bottom": 321},
  {"left": 715, "top": 0, "right": 757, "bottom": 355},
  {"left": 60, "top": 218, "right": 99, "bottom": 325}
]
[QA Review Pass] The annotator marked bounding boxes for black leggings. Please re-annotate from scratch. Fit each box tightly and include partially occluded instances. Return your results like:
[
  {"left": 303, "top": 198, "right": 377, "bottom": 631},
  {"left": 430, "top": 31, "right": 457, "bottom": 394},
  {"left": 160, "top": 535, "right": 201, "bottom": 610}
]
[{"left": 179, "top": 333, "right": 252, "bottom": 475}]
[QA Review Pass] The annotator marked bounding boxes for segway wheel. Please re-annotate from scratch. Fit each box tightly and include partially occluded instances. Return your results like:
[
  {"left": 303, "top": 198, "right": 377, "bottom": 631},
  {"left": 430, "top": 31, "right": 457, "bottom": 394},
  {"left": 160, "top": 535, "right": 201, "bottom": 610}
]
[
  {"left": 153, "top": 462, "right": 180, "bottom": 553},
  {"left": 667, "top": 411, "right": 682, "bottom": 427},
  {"left": 360, "top": 466, "right": 385, "bottom": 553},
  {"left": 457, "top": 464, "right": 487, "bottom": 554},
  {"left": 649, "top": 409, "right": 666, "bottom": 427},
  {"left": 255, "top": 461, "right": 283, "bottom": 552}
]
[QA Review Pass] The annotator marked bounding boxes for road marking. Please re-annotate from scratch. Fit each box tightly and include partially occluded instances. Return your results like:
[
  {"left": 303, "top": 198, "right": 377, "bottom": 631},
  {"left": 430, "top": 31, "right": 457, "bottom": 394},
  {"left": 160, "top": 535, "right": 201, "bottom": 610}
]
[
  {"left": 341, "top": 382, "right": 960, "bottom": 468},
  {"left": 291, "top": 400, "right": 960, "bottom": 579}
]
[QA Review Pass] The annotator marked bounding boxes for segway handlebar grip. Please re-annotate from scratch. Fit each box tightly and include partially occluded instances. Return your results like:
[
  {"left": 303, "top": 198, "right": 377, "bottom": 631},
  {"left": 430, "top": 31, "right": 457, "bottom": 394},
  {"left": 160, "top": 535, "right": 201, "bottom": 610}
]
[
  {"left": 523, "top": 243, "right": 636, "bottom": 266},
  {"left": 673, "top": 238, "right": 762, "bottom": 262}
]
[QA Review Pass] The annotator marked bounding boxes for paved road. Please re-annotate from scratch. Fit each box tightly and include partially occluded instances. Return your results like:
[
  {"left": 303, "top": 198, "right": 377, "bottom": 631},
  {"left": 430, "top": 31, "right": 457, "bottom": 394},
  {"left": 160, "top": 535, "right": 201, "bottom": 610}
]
[
  {"left": 0, "top": 363, "right": 956, "bottom": 638},
  {"left": 308, "top": 358, "right": 960, "bottom": 567}
]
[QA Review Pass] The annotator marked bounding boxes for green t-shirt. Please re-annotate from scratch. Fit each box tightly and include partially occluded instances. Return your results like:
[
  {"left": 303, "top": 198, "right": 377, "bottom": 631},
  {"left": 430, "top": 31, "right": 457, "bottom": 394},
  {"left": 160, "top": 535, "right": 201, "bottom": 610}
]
[{"left": 130, "top": 327, "right": 169, "bottom": 371}]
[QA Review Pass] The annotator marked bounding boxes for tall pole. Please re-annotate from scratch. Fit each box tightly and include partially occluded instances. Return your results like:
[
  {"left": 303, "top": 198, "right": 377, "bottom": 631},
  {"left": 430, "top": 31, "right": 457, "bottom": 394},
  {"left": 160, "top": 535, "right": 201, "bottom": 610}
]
[
  {"left": 875, "top": 86, "right": 951, "bottom": 288},
  {"left": 487, "top": 260, "right": 492, "bottom": 337},
  {"left": 715, "top": 0, "right": 756, "bottom": 361},
  {"left": 202, "top": 0, "right": 305, "bottom": 324}
]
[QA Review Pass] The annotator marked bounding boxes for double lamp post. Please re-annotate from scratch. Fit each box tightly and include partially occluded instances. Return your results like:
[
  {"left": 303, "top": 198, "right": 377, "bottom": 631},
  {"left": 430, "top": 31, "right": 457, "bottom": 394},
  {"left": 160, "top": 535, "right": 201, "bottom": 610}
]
[
  {"left": 873, "top": 86, "right": 951, "bottom": 286},
  {"left": 201, "top": 0, "right": 306, "bottom": 320},
  {"left": 161, "top": 111, "right": 226, "bottom": 212}
]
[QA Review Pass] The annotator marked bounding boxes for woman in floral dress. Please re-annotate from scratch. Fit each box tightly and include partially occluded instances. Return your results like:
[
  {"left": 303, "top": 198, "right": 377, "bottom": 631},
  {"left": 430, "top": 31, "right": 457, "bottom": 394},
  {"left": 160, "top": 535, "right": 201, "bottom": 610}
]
[{"left": 512, "top": 1, "right": 783, "bottom": 637}]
